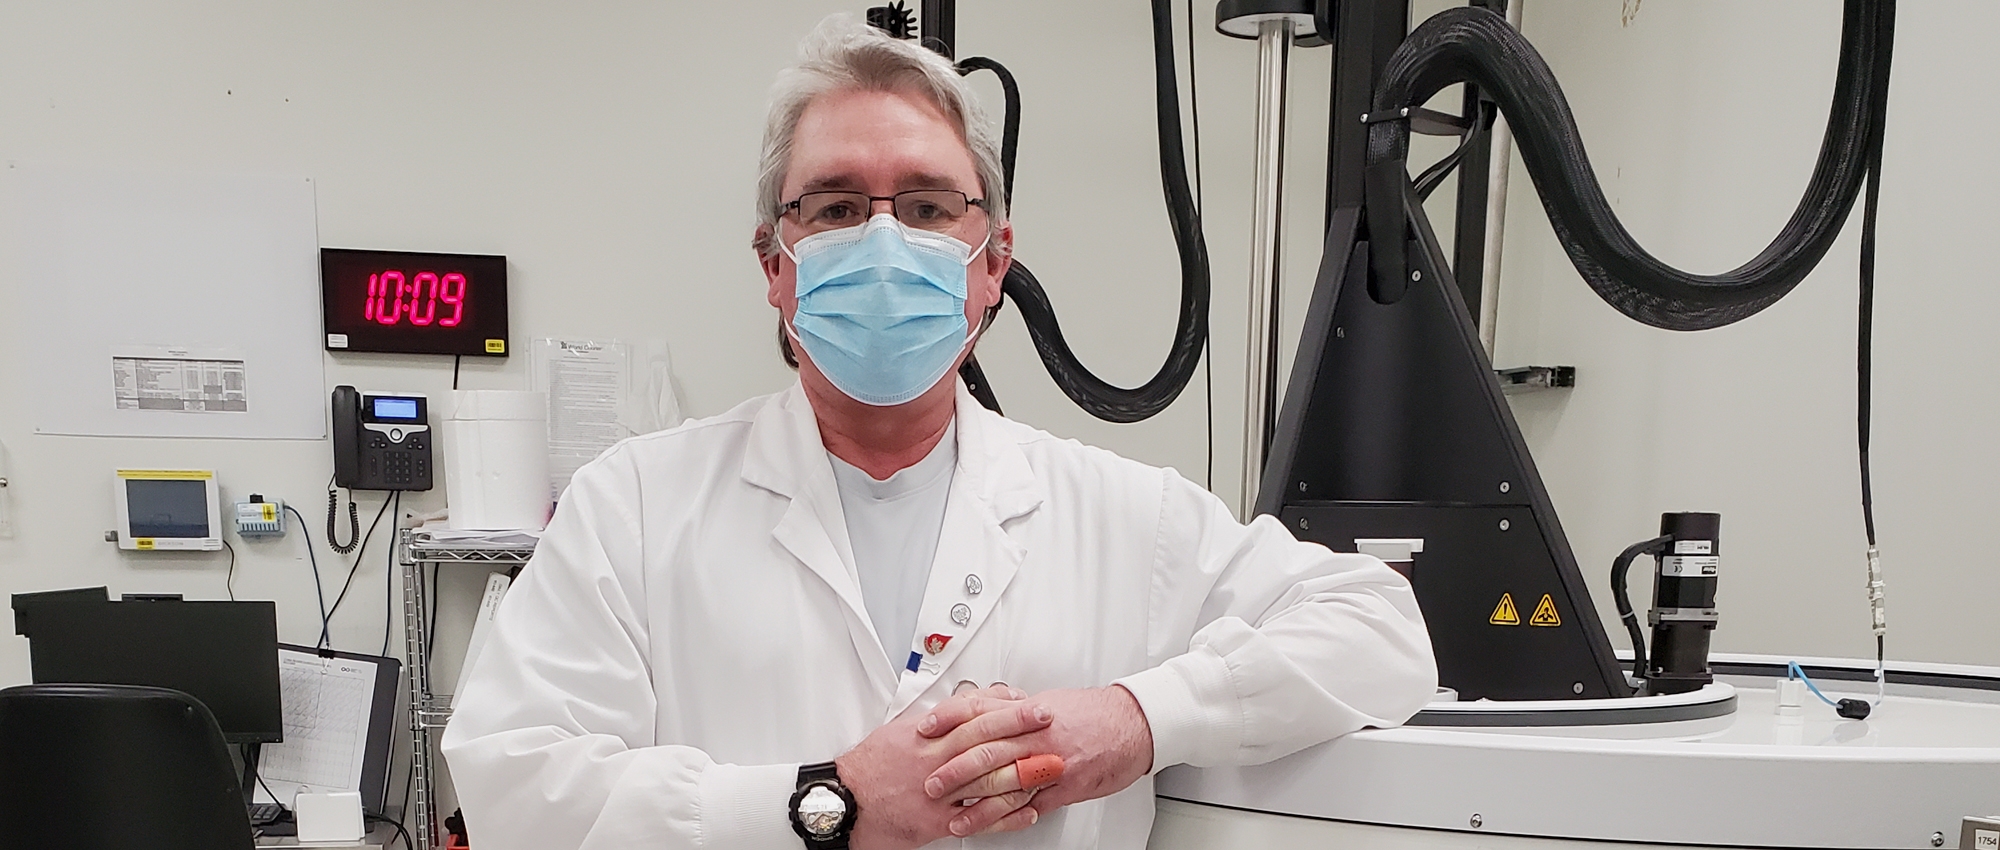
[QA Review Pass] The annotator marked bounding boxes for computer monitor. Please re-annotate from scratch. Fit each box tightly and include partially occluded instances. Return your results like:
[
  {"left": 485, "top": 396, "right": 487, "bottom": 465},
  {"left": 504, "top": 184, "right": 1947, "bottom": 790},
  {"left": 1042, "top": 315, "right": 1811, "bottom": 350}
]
[{"left": 25, "top": 599, "right": 282, "bottom": 744}]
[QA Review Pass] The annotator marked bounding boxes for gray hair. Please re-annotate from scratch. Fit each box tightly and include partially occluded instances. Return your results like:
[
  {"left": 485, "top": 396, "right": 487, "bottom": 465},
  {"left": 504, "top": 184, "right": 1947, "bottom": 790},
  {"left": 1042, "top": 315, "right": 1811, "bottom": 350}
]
[{"left": 752, "top": 14, "right": 1009, "bottom": 258}]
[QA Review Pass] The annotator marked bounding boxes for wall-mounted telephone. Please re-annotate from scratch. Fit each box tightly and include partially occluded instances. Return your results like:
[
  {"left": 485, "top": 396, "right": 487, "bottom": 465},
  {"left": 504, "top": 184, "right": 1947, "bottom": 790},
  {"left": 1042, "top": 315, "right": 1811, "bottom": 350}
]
[{"left": 331, "top": 386, "right": 433, "bottom": 491}]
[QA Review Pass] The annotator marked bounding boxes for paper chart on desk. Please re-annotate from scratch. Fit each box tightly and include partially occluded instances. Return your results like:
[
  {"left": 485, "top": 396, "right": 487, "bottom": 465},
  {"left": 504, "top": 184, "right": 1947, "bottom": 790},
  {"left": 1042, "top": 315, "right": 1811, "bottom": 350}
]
[{"left": 258, "top": 649, "right": 377, "bottom": 800}]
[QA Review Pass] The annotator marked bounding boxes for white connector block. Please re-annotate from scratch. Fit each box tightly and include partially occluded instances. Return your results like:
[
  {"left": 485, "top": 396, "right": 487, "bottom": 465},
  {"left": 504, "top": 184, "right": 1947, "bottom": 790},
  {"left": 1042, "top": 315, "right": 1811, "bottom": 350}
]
[
  {"left": 234, "top": 497, "right": 285, "bottom": 537},
  {"left": 1776, "top": 678, "right": 1805, "bottom": 716}
]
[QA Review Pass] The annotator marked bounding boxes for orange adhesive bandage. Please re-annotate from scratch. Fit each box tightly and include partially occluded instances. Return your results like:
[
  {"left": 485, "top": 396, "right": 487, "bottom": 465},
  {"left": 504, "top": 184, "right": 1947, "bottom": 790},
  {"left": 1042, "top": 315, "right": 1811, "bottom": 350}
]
[{"left": 1015, "top": 754, "right": 1065, "bottom": 788}]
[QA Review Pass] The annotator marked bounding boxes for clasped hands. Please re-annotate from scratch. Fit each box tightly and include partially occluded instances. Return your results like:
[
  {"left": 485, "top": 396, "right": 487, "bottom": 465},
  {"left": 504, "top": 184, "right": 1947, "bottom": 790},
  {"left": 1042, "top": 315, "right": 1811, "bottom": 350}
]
[{"left": 833, "top": 684, "right": 1154, "bottom": 850}]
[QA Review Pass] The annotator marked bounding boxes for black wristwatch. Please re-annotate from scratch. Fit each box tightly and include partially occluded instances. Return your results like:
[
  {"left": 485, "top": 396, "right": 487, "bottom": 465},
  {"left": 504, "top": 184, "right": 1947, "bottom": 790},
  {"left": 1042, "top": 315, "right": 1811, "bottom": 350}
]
[{"left": 788, "top": 761, "right": 858, "bottom": 848}]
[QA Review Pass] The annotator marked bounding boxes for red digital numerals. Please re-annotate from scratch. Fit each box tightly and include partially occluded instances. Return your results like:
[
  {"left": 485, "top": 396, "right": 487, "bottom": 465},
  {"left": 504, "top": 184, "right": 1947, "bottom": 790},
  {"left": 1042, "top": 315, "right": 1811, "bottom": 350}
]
[{"left": 364, "top": 271, "right": 467, "bottom": 327}]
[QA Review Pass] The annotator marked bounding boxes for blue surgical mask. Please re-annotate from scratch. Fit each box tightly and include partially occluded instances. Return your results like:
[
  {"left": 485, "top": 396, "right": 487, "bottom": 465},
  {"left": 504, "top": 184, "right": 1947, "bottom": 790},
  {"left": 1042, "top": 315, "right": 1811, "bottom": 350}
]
[{"left": 782, "top": 213, "right": 989, "bottom": 406}]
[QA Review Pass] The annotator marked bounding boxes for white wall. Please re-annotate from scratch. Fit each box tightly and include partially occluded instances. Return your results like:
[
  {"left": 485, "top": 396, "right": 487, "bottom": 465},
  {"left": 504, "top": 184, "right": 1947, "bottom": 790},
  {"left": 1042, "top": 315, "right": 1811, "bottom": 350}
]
[
  {"left": 0, "top": 1, "right": 1335, "bottom": 688},
  {"left": 1497, "top": 0, "right": 1999, "bottom": 666}
]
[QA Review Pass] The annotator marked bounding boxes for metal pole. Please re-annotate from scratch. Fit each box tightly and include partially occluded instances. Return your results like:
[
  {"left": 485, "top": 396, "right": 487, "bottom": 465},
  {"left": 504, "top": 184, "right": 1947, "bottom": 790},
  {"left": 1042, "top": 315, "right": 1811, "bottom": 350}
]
[
  {"left": 1241, "top": 18, "right": 1292, "bottom": 520},
  {"left": 1477, "top": 0, "right": 1525, "bottom": 359}
]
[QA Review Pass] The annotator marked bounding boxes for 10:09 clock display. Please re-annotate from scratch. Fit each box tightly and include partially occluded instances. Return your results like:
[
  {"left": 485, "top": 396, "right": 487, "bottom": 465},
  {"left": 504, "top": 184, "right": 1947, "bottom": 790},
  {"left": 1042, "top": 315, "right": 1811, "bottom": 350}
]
[{"left": 321, "top": 248, "right": 509, "bottom": 357}]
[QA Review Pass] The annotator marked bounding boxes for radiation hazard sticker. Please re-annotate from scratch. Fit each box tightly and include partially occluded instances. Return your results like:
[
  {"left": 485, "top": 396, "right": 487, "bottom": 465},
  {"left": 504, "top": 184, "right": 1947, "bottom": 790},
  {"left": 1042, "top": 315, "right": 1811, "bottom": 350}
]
[
  {"left": 1530, "top": 593, "right": 1562, "bottom": 627},
  {"left": 1489, "top": 593, "right": 1520, "bottom": 626}
]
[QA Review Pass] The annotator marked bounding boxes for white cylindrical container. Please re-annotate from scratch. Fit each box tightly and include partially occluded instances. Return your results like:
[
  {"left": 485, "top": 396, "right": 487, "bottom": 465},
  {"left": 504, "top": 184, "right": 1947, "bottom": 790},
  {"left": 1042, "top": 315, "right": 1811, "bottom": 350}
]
[{"left": 444, "top": 390, "right": 553, "bottom": 531}]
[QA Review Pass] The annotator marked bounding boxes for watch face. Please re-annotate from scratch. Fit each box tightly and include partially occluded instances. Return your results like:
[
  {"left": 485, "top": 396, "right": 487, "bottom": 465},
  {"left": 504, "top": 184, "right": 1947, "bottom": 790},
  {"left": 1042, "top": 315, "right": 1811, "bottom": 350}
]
[{"left": 798, "top": 784, "right": 847, "bottom": 836}]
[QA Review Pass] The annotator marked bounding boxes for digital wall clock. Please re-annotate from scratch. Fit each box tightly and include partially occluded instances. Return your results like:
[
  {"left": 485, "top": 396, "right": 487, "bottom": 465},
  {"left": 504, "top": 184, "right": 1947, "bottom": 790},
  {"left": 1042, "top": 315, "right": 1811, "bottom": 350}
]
[{"left": 321, "top": 248, "right": 509, "bottom": 357}]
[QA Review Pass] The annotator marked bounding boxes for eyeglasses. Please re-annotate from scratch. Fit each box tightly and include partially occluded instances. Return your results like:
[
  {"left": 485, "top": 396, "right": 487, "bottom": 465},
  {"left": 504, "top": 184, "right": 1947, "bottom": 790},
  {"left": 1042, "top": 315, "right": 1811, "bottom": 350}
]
[{"left": 780, "top": 189, "right": 988, "bottom": 236}]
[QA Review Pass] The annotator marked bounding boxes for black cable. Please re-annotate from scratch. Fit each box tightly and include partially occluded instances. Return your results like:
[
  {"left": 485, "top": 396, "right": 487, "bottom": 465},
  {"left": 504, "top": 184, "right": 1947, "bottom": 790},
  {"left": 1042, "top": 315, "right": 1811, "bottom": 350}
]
[
  {"left": 1855, "top": 15, "right": 1891, "bottom": 688},
  {"left": 1610, "top": 533, "right": 1672, "bottom": 680},
  {"left": 953, "top": 56, "right": 1018, "bottom": 208},
  {"left": 426, "top": 563, "right": 440, "bottom": 652},
  {"left": 1362, "top": 0, "right": 1895, "bottom": 331},
  {"left": 283, "top": 504, "right": 332, "bottom": 647},
  {"left": 1186, "top": 0, "right": 1213, "bottom": 491},
  {"left": 396, "top": 746, "right": 415, "bottom": 842},
  {"left": 949, "top": 56, "right": 1018, "bottom": 415},
  {"left": 328, "top": 486, "right": 361, "bottom": 555},
  {"left": 1412, "top": 107, "right": 1489, "bottom": 201},
  {"left": 382, "top": 491, "right": 400, "bottom": 657},
  {"left": 325, "top": 495, "right": 393, "bottom": 648},
  {"left": 452, "top": 355, "right": 462, "bottom": 391},
  {"left": 364, "top": 812, "right": 415, "bottom": 850},
  {"left": 254, "top": 772, "right": 282, "bottom": 804},
  {"left": 223, "top": 538, "right": 238, "bottom": 601}
]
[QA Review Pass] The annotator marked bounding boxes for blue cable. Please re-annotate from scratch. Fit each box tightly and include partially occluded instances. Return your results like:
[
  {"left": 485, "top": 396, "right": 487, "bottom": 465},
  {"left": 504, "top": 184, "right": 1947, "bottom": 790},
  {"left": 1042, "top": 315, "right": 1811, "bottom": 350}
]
[{"left": 1787, "top": 661, "right": 1841, "bottom": 707}]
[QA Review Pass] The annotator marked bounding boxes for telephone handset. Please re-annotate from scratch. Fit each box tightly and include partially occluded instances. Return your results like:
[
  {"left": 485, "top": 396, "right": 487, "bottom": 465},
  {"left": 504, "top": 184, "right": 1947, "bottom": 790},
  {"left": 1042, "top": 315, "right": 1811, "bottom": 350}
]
[{"left": 331, "top": 386, "right": 433, "bottom": 492}]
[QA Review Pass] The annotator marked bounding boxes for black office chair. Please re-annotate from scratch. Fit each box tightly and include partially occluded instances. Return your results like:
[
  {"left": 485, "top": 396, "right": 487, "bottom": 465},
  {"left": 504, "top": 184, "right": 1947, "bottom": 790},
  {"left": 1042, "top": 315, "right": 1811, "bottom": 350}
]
[{"left": 0, "top": 683, "right": 254, "bottom": 850}]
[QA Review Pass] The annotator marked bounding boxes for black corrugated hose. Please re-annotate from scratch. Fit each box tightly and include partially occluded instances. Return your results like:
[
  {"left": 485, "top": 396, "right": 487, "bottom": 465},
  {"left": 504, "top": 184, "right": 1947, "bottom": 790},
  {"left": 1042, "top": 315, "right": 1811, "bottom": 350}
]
[
  {"left": 956, "top": 0, "right": 1211, "bottom": 423},
  {"left": 1363, "top": 0, "right": 1895, "bottom": 331}
]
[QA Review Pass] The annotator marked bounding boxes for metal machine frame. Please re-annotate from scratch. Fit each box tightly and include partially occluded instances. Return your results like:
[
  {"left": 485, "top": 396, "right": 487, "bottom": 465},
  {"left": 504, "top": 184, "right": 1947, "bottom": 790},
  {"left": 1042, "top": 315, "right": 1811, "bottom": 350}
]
[{"left": 1258, "top": 0, "right": 1629, "bottom": 700}]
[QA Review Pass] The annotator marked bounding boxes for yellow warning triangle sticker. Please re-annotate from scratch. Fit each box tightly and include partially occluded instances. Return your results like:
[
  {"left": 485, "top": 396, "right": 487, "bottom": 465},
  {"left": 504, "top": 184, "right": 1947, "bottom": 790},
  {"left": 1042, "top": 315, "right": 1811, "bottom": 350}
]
[
  {"left": 1489, "top": 593, "right": 1520, "bottom": 626},
  {"left": 1530, "top": 593, "right": 1562, "bottom": 627}
]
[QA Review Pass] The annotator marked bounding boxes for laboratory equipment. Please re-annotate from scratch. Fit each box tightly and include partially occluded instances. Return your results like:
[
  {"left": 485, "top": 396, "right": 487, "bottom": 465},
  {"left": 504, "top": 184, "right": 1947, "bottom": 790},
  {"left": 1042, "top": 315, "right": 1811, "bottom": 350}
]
[
  {"left": 232, "top": 495, "right": 286, "bottom": 538},
  {"left": 1151, "top": 655, "right": 2000, "bottom": 850},
  {"left": 332, "top": 386, "right": 434, "bottom": 492},
  {"left": 321, "top": 248, "right": 509, "bottom": 357},
  {"left": 1607, "top": 513, "right": 1722, "bottom": 696},
  {"left": 111, "top": 469, "right": 223, "bottom": 551},
  {"left": 443, "top": 390, "right": 552, "bottom": 531}
]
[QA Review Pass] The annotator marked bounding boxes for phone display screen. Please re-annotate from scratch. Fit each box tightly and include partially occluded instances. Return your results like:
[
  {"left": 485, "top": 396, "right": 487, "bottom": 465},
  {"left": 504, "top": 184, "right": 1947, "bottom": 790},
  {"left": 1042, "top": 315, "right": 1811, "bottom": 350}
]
[{"left": 372, "top": 398, "right": 420, "bottom": 420}]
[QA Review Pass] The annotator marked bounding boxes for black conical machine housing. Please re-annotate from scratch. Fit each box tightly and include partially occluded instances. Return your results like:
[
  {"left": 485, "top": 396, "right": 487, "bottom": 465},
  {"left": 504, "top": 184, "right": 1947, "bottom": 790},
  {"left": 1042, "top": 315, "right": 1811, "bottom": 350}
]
[{"left": 1258, "top": 0, "right": 1629, "bottom": 701}]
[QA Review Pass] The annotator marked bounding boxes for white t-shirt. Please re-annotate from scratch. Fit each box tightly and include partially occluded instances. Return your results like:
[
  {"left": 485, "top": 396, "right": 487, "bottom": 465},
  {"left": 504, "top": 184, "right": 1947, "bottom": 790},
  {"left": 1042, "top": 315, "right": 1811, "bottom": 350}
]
[{"left": 828, "top": 420, "right": 956, "bottom": 669}]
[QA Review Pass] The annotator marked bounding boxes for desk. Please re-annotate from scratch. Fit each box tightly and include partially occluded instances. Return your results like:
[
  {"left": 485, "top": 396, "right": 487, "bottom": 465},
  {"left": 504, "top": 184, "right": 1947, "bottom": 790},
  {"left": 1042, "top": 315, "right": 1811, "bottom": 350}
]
[{"left": 254, "top": 820, "right": 397, "bottom": 847}]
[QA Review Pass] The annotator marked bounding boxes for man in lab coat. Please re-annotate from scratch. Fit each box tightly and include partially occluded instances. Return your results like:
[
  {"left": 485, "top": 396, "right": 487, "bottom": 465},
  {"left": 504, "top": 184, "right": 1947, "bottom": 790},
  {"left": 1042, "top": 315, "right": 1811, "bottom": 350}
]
[{"left": 441, "top": 14, "right": 1437, "bottom": 850}]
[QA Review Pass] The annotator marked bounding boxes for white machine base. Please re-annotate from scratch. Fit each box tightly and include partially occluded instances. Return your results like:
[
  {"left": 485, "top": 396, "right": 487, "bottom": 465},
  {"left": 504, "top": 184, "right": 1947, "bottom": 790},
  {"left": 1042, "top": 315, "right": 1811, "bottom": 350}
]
[{"left": 1150, "top": 656, "right": 2000, "bottom": 849}]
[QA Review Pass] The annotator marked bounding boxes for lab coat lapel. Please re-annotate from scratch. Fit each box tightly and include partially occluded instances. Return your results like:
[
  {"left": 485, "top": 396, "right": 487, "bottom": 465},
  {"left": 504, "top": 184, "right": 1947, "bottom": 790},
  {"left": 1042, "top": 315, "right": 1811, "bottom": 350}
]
[
  {"left": 888, "top": 383, "right": 1046, "bottom": 717},
  {"left": 742, "top": 384, "right": 898, "bottom": 700}
]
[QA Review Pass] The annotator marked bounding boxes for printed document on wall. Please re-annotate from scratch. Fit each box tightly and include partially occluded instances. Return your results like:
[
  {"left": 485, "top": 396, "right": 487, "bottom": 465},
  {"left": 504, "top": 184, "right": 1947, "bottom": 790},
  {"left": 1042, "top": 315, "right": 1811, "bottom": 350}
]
[
  {"left": 532, "top": 338, "right": 688, "bottom": 496},
  {"left": 532, "top": 338, "right": 686, "bottom": 498}
]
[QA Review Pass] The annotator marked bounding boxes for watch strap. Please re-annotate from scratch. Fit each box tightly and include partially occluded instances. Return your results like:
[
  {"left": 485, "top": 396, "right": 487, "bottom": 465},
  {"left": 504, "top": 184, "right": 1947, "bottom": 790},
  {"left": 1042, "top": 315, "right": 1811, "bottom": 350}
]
[{"left": 798, "top": 760, "right": 841, "bottom": 786}]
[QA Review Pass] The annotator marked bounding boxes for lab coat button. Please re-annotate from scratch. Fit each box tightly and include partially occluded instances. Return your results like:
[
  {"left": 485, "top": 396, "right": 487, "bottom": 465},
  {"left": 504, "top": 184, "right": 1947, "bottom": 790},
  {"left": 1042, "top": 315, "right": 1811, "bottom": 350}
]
[
  {"left": 950, "top": 603, "right": 971, "bottom": 626},
  {"left": 964, "top": 574, "right": 982, "bottom": 596}
]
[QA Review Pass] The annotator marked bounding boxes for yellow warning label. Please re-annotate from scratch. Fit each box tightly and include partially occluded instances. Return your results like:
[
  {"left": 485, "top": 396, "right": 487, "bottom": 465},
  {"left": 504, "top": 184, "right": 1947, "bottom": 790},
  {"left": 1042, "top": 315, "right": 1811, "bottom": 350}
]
[
  {"left": 1489, "top": 593, "right": 1520, "bottom": 626},
  {"left": 485, "top": 339, "right": 507, "bottom": 354},
  {"left": 134, "top": 538, "right": 155, "bottom": 550},
  {"left": 1530, "top": 594, "right": 1562, "bottom": 627}
]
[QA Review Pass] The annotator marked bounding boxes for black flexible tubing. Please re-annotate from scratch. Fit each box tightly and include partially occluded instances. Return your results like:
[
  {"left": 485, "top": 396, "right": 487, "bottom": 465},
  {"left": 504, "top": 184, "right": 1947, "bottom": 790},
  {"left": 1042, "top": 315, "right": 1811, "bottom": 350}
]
[
  {"left": 1363, "top": 0, "right": 1894, "bottom": 331},
  {"left": 951, "top": 56, "right": 1021, "bottom": 416},
  {"left": 969, "top": 0, "right": 1211, "bottom": 424},
  {"left": 1610, "top": 533, "right": 1672, "bottom": 680},
  {"left": 954, "top": 56, "right": 1019, "bottom": 207}
]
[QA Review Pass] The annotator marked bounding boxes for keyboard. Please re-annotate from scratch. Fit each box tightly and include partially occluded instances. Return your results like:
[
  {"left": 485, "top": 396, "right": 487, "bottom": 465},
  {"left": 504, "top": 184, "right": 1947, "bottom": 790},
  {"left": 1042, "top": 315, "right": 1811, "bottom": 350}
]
[{"left": 248, "top": 802, "right": 286, "bottom": 826}]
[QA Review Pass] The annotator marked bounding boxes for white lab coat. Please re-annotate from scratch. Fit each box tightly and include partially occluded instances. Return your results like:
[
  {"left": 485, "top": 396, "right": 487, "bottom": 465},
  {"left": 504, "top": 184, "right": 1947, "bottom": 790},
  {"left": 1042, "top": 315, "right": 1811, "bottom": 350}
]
[{"left": 441, "top": 380, "right": 1436, "bottom": 850}]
